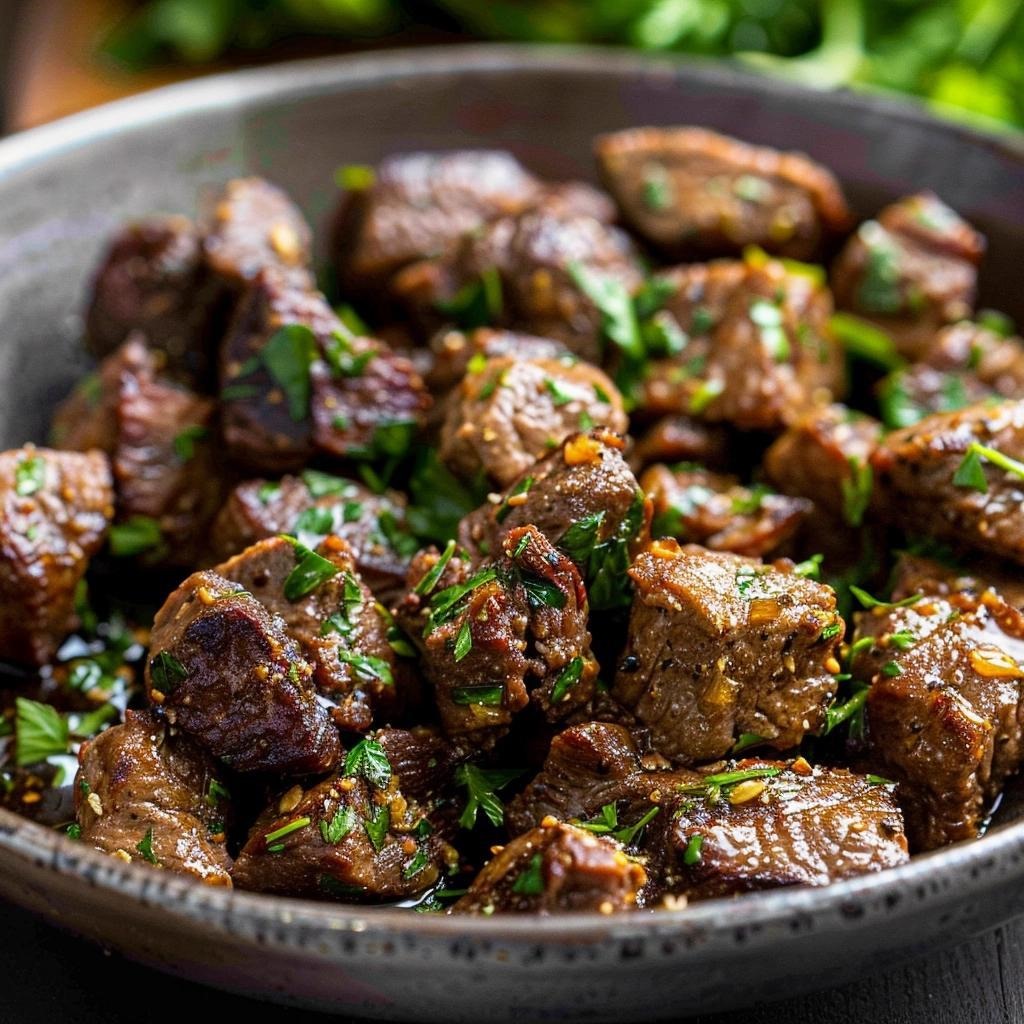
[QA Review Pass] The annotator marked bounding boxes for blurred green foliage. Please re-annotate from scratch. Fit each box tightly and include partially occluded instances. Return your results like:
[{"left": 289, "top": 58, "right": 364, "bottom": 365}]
[{"left": 101, "top": 0, "right": 1024, "bottom": 131}]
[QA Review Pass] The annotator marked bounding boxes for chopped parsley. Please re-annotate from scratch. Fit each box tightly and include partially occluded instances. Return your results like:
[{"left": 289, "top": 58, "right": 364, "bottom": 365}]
[
  {"left": 882, "top": 660, "right": 903, "bottom": 677},
  {"left": 840, "top": 457, "right": 873, "bottom": 528},
  {"left": 262, "top": 323, "right": 318, "bottom": 421},
  {"left": 319, "top": 806, "right": 358, "bottom": 845},
  {"left": 454, "top": 764, "right": 522, "bottom": 829},
  {"left": 453, "top": 619, "right": 473, "bottom": 662},
  {"left": 337, "top": 649, "right": 393, "bottom": 687},
  {"left": 749, "top": 298, "right": 790, "bottom": 362},
  {"left": 135, "top": 827, "right": 158, "bottom": 865},
  {"left": 413, "top": 539, "right": 457, "bottom": 597},
  {"left": 568, "top": 261, "right": 642, "bottom": 362},
  {"left": 511, "top": 852, "right": 545, "bottom": 896},
  {"left": 172, "top": 425, "right": 208, "bottom": 461},
  {"left": 302, "top": 469, "right": 357, "bottom": 499},
  {"left": 954, "top": 441, "right": 1024, "bottom": 493},
  {"left": 855, "top": 223, "right": 904, "bottom": 315},
  {"left": 149, "top": 651, "right": 189, "bottom": 695},
  {"left": 848, "top": 586, "right": 922, "bottom": 610},
  {"left": 14, "top": 697, "right": 69, "bottom": 766},
  {"left": 344, "top": 738, "right": 392, "bottom": 790},
  {"left": 435, "top": 267, "right": 503, "bottom": 330},
  {"left": 495, "top": 477, "right": 534, "bottom": 524},
  {"left": 282, "top": 537, "right": 340, "bottom": 600},
  {"left": 682, "top": 834, "right": 704, "bottom": 866},
  {"left": 423, "top": 567, "right": 499, "bottom": 635},
  {"left": 109, "top": 516, "right": 163, "bottom": 557},
  {"left": 576, "top": 802, "right": 661, "bottom": 846},
  {"left": 323, "top": 328, "right": 373, "bottom": 378},
  {"left": 550, "top": 656, "right": 585, "bottom": 704},
  {"left": 830, "top": 313, "right": 904, "bottom": 371},
  {"left": 14, "top": 455, "right": 46, "bottom": 497},
  {"left": 519, "top": 572, "right": 566, "bottom": 611},
  {"left": 688, "top": 377, "right": 725, "bottom": 415},
  {"left": 544, "top": 378, "right": 574, "bottom": 406},
  {"left": 731, "top": 732, "right": 766, "bottom": 754},
  {"left": 334, "top": 164, "right": 375, "bottom": 190},
  {"left": 641, "top": 162, "right": 674, "bottom": 211},
  {"left": 450, "top": 684, "right": 504, "bottom": 706},
  {"left": 793, "top": 553, "right": 824, "bottom": 580},
  {"left": 402, "top": 848, "right": 430, "bottom": 879},
  {"left": 823, "top": 683, "right": 870, "bottom": 736},
  {"left": 363, "top": 804, "right": 390, "bottom": 852}
]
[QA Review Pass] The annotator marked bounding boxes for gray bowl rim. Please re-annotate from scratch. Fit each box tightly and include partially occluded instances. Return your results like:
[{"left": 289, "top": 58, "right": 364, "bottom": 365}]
[{"left": 0, "top": 42, "right": 1022, "bottom": 950}]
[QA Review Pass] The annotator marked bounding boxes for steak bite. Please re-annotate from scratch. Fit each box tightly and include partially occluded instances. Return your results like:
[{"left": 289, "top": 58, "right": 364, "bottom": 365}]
[
  {"left": 232, "top": 736, "right": 454, "bottom": 900},
  {"left": 84, "top": 215, "right": 219, "bottom": 384},
  {"left": 333, "top": 150, "right": 544, "bottom": 294},
  {"left": 210, "top": 471, "right": 415, "bottom": 603},
  {"left": 631, "top": 414, "right": 732, "bottom": 471},
  {"left": 643, "top": 463, "right": 810, "bottom": 558},
  {"left": 595, "top": 126, "right": 851, "bottom": 260},
  {"left": 75, "top": 709, "right": 232, "bottom": 885},
  {"left": 438, "top": 355, "right": 628, "bottom": 488},
  {"left": 638, "top": 257, "right": 843, "bottom": 431},
  {"left": 394, "top": 203, "right": 644, "bottom": 362},
  {"left": 0, "top": 446, "right": 114, "bottom": 666},
  {"left": 832, "top": 193, "right": 985, "bottom": 360},
  {"left": 764, "top": 404, "right": 882, "bottom": 523},
  {"left": 214, "top": 536, "right": 408, "bottom": 732},
  {"left": 452, "top": 820, "right": 646, "bottom": 915},
  {"left": 458, "top": 429, "right": 648, "bottom": 610},
  {"left": 870, "top": 399, "right": 1024, "bottom": 565},
  {"left": 660, "top": 760, "right": 908, "bottom": 902},
  {"left": 146, "top": 569, "right": 340, "bottom": 774},
  {"left": 202, "top": 176, "right": 313, "bottom": 291},
  {"left": 396, "top": 526, "right": 598, "bottom": 750},
  {"left": 53, "top": 338, "right": 224, "bottom": 566},
  {"left": 855, "top": 588, "right": 1024, "bottom": 850},
  {"left": 612, "top": 542, "right": 843, "bottom": 763}
]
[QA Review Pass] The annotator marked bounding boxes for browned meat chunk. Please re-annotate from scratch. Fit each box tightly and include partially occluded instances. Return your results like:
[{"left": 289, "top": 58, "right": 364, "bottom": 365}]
[
  {"left": 613, "top": 542, "right": 843, "bottom": 763},
  {"left": 0, "top": 447, "right": 113, "bottom": 666},
  {"left": 232, "top": 735, "right": 454, "bottom": 900},
  {"left": 397, "top": 526, "right": 598, "bottom": 750},
  {"left": 638, "top": 257, "right": 843, "bottom": 430},
  {"left": 55, "top": 339, "right": 223, "bottom": 566},
  {"left": 84, "top": 216, "right": 220, "bottom": 383},
  {"left": 210, "top": 471, "right": 414, "bottom": 603},
  {"left": 426, "top": 328, "right": 567, "bottom": 397},
  {"left": 220, "top": 267, "right": 429, "bottom": 473},
  {"left": 878, "top": 321, "right": 1024, "bottom": 430},
  {"left": 214, "top": 536, "right": 408, "bottom": 732},
  {"left": 334, "top": 150, "right": 544, "bottom": 293},
  {"left": 764, "top": 404, "right": 882, "bottom": 525},
  {"left": 203, "top": 176, "right": 313, "bottom": 291},
  {"left": 458, "top": 430, "right": 648, "bottom": 611},
  {"left": 439, "top": 355, "right": 627, "bottom": 488},
  {"left": 146, "top": 569, "right": 340, "bottom": 774},
  {"left": 631, "top": 415, "right": 731, "bottom": 471},
  {"left": 453, "top": 820, "right": 645, "bottom": 915},
  {"left": 832, "top": 193, "right": 985, "bottom": 360},
  {"left": 644, "top": 463, "right": 809, "bottom": 558},
  {"left": 394, "top": 203, "right": 643, "bottom": 362},
  {"left": 75, "top": 709, "right": 232, "bottom": 884},
  {"left": 660, "top": 760, "right": 907, "bottom": 902},
  {"left": 871, "top": 400, "right": 1024, "bottom": 565},
  {"left": 507, "top": 721, "right": 698, "bottom": 836},
  {"left": 889, "top": 551, "right": 1024, "bottom": 612},
  {"left": 854, "top": 587, "right": 1024, "bottom": 849},
  {"left": 595, "top": 127, "right": 851, "bottom": 260}
]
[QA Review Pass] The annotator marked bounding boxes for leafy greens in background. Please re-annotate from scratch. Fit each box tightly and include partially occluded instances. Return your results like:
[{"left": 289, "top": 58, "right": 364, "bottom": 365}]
[{"left": 102, "top": 0, "right": 1024, "bottom": 132}]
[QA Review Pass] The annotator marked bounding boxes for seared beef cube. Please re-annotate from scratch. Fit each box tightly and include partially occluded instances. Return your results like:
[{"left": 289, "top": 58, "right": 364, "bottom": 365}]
[
  {"left": 75, "top": 710, "right": 232, "bottom": 884},
  {"left": 376, "top": 726, "right": 459, "bottom": 806},
  {"left": 439, "top": 355, "right": 627, "bottom": 488},
  {"left": 764, "top": 404, "right": 882, "bottom": 523},
  {"left": 661, "top": 761, "right": 907, "bottom": 901},
  {"left": 84, "top": 216, "right": 219, "bottom": 383},
  {"left": 832, "top": 193, "right": 984, "bottom": 360},
  {"left": 218, "top": 269, "right": 331, "bottom": 472},
  {"left": 214, "top": 536, "right": 407, "bottom": 732},
  {"left": 334, "top": 150, "right": 543, "bottom": 293},
  {"left": 397, "top": 526, "right": 598, "bottom": 748},
  {"left": 453, "top": 820, "right": 645, "bottom": 915},
  {"left": 613, "top": 542, "right": 843, "bottom": 763},
  {"left": 426, "top": 328, "right": 567, "bottom": 397},
  {"left": 210, "top": 472, "right": 414, "bottom": 603},
  {"left": 309, "top": 336, "right": 430, "bottom": 462},
  {"left": 507, "top": 721, "right": 697, "bottom": 836},
  {"left": 855, "top": 589, "right": 1024, "bottom": 849},
  {"left": 53, "top": 338, "right": 223, "bottom": 565},
  {"left": 878, "top": 322, "right": 1024, "bottom": 429},
  {"left": 638, "top": 260, "right": 747, "bottom": 419},
  {"left": 631, "top": 415, "right": 732, "bottom": 471},
  {"left": 147, "top": 570, "right": 340, "bottom": 774},
  {"left": 459, "top": 430, "right": 647, "bottom": 611},
  {"left": 595, "top": 127, "right": 850, "bottom": 260},
  {"left": 0, "top": 447, "right": 113, "bottom": 666},
  {"left": 871, "top": 400, "right": 1024, "bottom": 565},
  {"left": 232, "top": 738, "right": 453, "bottom": 900},
  {"left": 203, "top": 176, "right": 313, "bottom": 291},
  {"left": 395, "top": 205, "right": 643, "bottom": 362},
  {"left": 643, "top": 463, "right": 809, "bottom": 558},
  {"left": 889, "top": 551, "right": 1024, "bottom": 612}
]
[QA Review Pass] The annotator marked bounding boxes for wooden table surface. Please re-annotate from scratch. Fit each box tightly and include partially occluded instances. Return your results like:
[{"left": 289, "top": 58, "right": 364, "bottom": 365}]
[{"left": 2, "top": 896, "right": 1021, "bottom": 1023}]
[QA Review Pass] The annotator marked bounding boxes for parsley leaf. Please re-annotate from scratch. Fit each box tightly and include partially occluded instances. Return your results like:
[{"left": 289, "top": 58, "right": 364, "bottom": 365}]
[
  {"left": 109, "top": 516, "right": 163, "bottom": 557},
  {"left": 550, "top": 656, "right": 584, "bottom": 703},
  {"left": 435, "top": 267, "right": 503, "bottom": 330},
  {"left": 454, "top": 764, "right": 523, "bottom": 830},
  {"left": 344, "top": 738, "right": 392, "bottom": 790},
  {"left": 568, "top": 261, "right": 642, "bottom": 361},
  {"left": 840, "top": 457, "right": 873, "bottom": 528},
  {"left": 262, "top": 324, "right": 317, "bottom": 421},
  {"left": 363, "top": 804, "right": 390, "bottom": 852},
  {"left": 149, "top": 651, "right": 189, "bottom": 694},
  {"left": 453, "top": 619, "right": 473, "bottom": 662},
  {"left": 337, "top": 649, "right": 393, "bottom": 686},
  {"left": 849, "top": 586, "right": 922, "bottom": 610},
  {"left": 15, "top": 697, "right": 68, "bottom": 766},
  {"left": 319, "top": 806, "right": 358, "bottom": 845},
  {"left": 511, "top": 852, "right": 545, "bottom": 896},
  {"left": 282, "top": 537, "right": 340, "bottom": 600},
  {"left": 14, "top": 455, "right": 46, "bottom": 497}
]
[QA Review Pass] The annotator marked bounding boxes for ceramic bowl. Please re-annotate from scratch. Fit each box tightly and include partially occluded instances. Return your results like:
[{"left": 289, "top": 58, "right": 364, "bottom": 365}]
[{"left": 1, "top": 45, "right": 1023, "bottom": 1021}]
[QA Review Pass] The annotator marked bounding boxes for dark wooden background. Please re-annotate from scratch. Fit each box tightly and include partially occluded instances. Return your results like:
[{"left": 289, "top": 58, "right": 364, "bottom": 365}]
[{"left": 2, "top": 899, "right": 1021, "bottom": 1023}]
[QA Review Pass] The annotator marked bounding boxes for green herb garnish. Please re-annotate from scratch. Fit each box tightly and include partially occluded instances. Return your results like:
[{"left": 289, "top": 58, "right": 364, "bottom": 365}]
[
  {"left": 149, "top": 651, "right": 189, "bottom": 695},
  {"left": 344, "top": 738, "right": 392, "bottom": 790},
  {"left": 172, "top": 425, "right": 208, "bottom": 461},
  {"left": 511, "top": 852, "right": 545, "bottom": 896},
  {"left": 14, "top": 455, "right": 45, "bottom": 497},
  {"left": 454, "top": 764, "right": 523, "bottom": 830},
  {"left": 282, "top": 536, "right": 340, "bottom": 600},
  {"left": 450, "top": 684, "right": 504, "bottom": 706},
  {"left": 15, "top": 697, "right": 69, "bottom": 766},
  {"left": 109, "top": 516, "right": 163, "bottom": 557},
  {"left": 262, "top": 323, "right": 317, "bottom": 421},
  {"left": 319, "top": 806, "right": 358, "bottom": 845},
  {"left": 550, "top": 656, "right": 584, "bottom": 703}
]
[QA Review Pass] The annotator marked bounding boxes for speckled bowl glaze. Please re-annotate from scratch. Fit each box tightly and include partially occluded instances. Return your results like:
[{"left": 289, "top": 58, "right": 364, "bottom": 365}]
[{"left": 1, "top": 46, "right": 1024, "bottom": 1021}]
